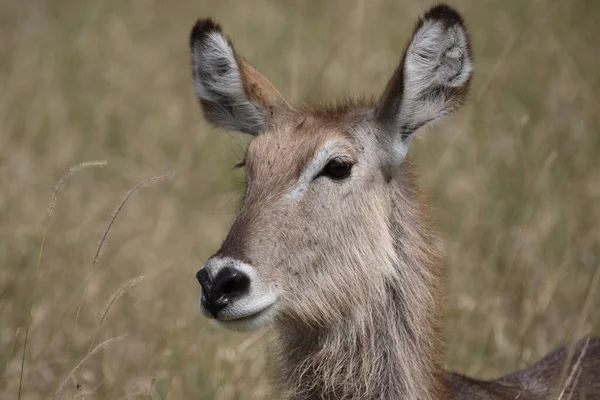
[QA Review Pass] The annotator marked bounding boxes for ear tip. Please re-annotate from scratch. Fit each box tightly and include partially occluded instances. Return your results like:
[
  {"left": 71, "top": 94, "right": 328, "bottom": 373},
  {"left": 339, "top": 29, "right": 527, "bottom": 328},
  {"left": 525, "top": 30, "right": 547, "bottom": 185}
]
[
  {"left": 422, "top": 3, "right": 465, "bottom": 27},
  {"left": 189, "top": 18, "right": 223, "bottom": 47}
]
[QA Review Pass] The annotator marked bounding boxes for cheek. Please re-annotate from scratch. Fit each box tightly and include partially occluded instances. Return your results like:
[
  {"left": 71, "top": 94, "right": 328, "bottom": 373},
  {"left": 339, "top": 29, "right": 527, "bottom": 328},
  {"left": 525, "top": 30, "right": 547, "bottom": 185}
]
[
  {"left": 269, "top": 204, "right": 326, "bottom": 283},
  {"left": 275, "top": 194, "right": 353, "bottom": 272},
  {"left": 272, "top": 175, "right": 381, "bottom": 271}
]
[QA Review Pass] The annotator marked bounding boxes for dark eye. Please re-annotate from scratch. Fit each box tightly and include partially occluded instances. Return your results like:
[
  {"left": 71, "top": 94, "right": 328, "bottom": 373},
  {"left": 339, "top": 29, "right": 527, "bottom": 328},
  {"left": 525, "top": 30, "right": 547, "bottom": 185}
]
[{"left": 319, "top": 159, "right": 353, "bottom": 180}]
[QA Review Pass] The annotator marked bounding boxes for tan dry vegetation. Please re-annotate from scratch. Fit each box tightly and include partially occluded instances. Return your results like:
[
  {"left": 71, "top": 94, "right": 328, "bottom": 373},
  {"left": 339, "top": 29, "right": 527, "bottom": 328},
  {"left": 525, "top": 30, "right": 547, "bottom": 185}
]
[{"left": 0, "top": 0, "right": 599, "bottom": 399}]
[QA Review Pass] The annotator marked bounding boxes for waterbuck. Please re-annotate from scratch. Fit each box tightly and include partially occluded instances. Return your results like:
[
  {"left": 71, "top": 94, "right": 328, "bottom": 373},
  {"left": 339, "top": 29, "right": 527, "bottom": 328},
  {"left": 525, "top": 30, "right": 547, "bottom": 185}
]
[{"left": 189, "top": 4, "right": 600, "bottom": 399}]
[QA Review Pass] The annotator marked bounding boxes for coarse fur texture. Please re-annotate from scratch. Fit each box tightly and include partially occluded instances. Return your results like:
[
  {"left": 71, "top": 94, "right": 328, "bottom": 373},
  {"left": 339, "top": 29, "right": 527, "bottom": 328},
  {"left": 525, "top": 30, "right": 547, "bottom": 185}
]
[
  {"left": 189, "top": 4, "right": 600, "bottom": 400},
  {"left": 190, "top": 19, "right": 286, "bottom": 135}
]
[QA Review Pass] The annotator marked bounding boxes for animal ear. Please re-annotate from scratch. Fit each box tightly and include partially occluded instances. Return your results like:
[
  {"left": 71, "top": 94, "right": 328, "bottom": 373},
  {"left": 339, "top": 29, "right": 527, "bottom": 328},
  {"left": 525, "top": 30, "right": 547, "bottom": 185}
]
[
  {"left": 189, "top": 19, "right": 286, "bottom": 135},
  {"left": 374, "top": 4, "right": 473, "bottom": 163}
]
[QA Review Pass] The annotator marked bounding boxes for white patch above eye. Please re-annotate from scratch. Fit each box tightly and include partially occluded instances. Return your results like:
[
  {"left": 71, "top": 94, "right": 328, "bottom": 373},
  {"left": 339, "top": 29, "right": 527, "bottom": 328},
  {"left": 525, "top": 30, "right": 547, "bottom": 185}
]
[{"left": 285, "top": 143, "right": 338, "bottom": 201}]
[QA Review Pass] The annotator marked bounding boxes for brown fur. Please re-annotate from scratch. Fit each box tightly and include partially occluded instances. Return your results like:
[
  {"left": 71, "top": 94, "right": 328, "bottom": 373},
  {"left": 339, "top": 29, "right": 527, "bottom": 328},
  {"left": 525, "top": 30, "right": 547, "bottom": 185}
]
[{"left": 189, "top": 4, "right": 600, "bottom": 399}]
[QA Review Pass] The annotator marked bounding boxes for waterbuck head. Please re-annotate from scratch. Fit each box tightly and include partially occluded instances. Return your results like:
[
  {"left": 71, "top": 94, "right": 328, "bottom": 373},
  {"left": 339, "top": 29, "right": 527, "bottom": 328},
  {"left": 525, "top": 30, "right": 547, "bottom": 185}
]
[{"left": 191, "top": 5, "right": 472, "bottom": 333}]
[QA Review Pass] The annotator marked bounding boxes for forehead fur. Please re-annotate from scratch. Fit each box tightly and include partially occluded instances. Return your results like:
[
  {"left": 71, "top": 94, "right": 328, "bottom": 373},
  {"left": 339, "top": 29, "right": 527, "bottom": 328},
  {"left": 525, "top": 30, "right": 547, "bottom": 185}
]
[{"left": 245, "top": 105, "right": 367, "bottom": 190}]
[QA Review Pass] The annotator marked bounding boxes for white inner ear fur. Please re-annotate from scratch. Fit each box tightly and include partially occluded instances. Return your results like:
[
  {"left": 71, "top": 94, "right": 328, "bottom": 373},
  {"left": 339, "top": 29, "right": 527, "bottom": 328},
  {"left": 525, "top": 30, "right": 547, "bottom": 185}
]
[
  {"left": 392, "top": 20, "right": 472, "bottom": 164},
  {"left": 401, "top": 20, "right": 472, "bottom": 129},
  {"left": 191, "top": 32, "right": 266, "bottom": 134}
]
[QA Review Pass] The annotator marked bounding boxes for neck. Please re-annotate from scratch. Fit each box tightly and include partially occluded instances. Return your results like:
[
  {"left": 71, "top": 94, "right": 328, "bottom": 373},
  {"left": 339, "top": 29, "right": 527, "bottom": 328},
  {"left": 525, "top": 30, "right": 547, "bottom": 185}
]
[{"left": 273, "top": 168, "right": 447, "bottom": 400}]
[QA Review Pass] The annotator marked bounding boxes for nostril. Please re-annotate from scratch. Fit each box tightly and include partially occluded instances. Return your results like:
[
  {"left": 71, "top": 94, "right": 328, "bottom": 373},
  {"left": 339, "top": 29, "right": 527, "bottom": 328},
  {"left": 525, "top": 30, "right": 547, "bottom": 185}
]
[
  {"left": 214, "top": 267, "right": 250, "bottom": 300},
  {"left": 221, "top": 272, "right": 250, "bottom": 296},
  {"left": 197, "top": 265, "right": 250, "bottom": 317},
  {"left": 196, "top": 268, "right": 212, "bottom": 293}
]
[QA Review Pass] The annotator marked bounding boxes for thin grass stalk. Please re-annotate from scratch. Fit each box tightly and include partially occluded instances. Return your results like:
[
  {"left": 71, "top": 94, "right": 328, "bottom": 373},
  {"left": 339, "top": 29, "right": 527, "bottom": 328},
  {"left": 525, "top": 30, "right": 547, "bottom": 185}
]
[
  {"left": 17, "top": 229, "right": 46, "bottom": 400},
  {"left": 17, "top": 160, "right": 106, "bottom": 400},
  {"left": 65, "top": 173, "right": 172, "bottom": 357},
  {"left": 53, "top": 334, "right": 128, "bottom": 399},
  {"left": 88, "top": 275, "right": 145, "bottom": 353},
  {"left": 552, "top": 263, "right": 600, "bottom": 399}
]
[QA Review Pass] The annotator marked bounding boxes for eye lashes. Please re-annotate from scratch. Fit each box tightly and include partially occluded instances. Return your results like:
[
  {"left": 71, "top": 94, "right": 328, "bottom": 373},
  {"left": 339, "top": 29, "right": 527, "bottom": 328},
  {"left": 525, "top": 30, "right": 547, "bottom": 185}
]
[{"left": 234, "top": 159, "right": 246, "bottom": 169}]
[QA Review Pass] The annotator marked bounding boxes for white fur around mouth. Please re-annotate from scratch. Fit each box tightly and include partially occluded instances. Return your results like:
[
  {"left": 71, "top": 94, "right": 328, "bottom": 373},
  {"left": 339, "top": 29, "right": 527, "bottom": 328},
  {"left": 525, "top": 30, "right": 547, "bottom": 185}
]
[
  {"left": 215, "top": 302, "right": 276, "bottom": 331},
  {"left": 199, "top": 293, "right": 277, "bottom": 331}
]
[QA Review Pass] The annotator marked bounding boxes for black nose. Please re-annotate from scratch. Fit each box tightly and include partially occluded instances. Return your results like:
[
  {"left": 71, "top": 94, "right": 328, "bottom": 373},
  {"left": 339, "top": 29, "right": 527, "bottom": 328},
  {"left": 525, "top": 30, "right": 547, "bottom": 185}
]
[{"left": 196, "top": 266, "right": 250, "bottom": 317}]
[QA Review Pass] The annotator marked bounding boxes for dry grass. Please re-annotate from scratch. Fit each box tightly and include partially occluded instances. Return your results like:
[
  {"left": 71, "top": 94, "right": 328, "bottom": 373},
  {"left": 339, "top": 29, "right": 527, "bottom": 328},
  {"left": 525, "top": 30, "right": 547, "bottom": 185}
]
[{"left": 1, "top": 0, "right": 599, "bottom": 399}]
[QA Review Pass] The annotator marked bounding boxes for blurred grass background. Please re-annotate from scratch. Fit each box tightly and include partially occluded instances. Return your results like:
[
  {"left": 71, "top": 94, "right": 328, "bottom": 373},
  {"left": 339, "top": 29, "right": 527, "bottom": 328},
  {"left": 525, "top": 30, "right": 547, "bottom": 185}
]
[{"left": 1, "top": 0, "right": 599, "bottom": 399}]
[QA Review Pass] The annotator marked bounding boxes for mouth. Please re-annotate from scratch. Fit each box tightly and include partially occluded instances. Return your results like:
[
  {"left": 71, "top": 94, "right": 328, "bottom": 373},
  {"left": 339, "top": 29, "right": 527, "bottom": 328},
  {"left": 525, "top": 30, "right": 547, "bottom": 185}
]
[
  {"left": 199, "top": 294, "right": 277, "bottom": 332},
  {"left": 216, "top": 303, "right": 276, "bottom": 331}
]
